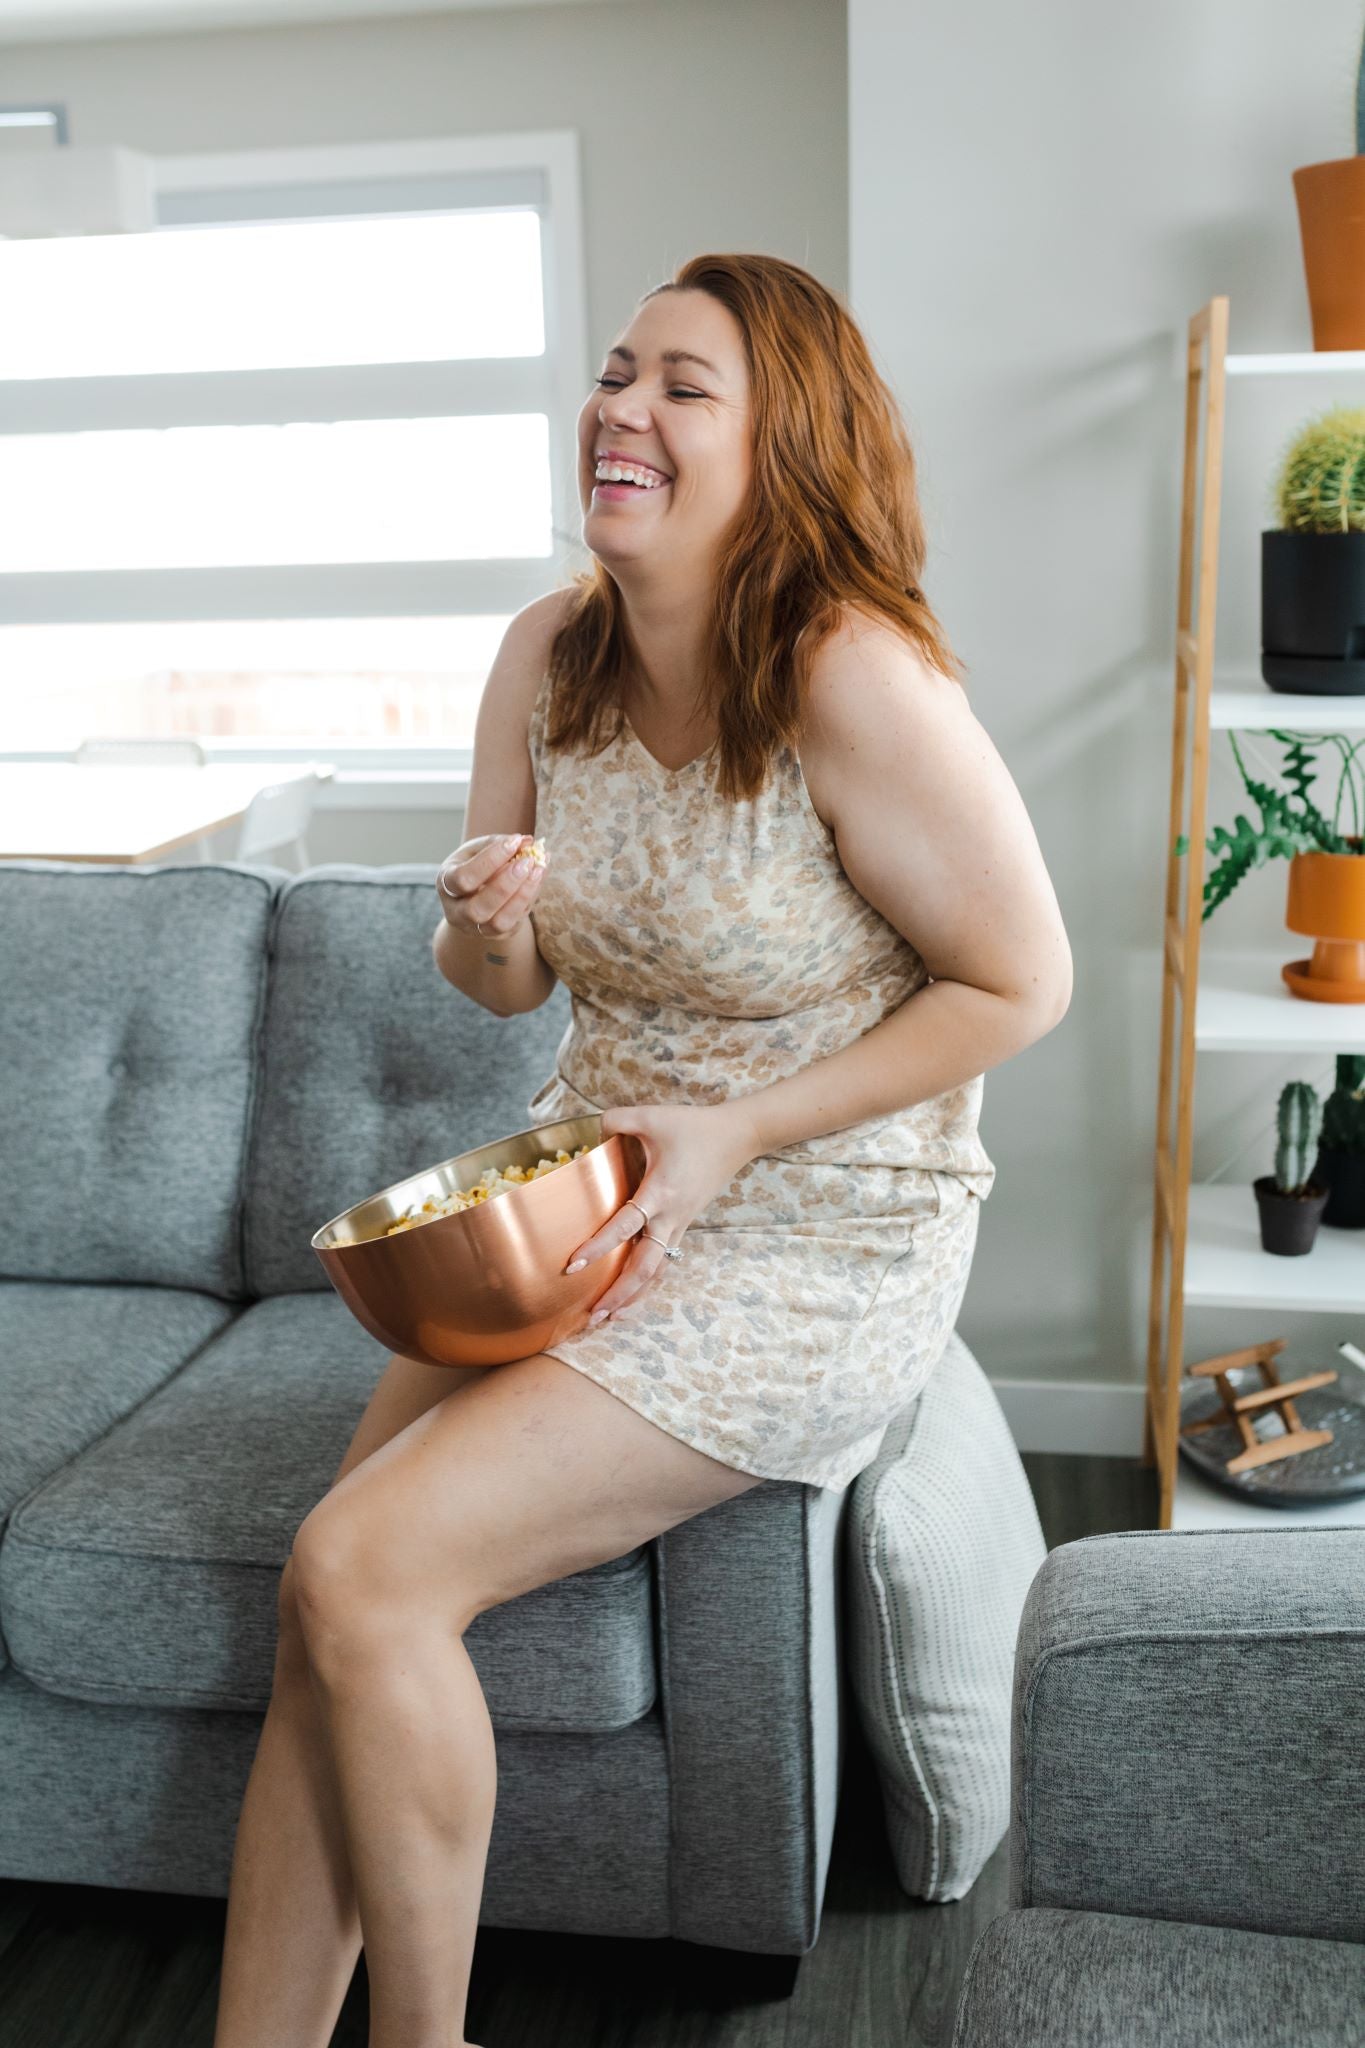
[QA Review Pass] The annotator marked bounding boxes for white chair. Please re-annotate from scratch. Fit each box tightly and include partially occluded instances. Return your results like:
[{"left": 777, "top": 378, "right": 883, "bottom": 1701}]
[
  {"left": 74, "top": 737, "right": 207, "bottom": 765},
  {"left": 233, "top": 771, "right": 321, "bottom": 870}
]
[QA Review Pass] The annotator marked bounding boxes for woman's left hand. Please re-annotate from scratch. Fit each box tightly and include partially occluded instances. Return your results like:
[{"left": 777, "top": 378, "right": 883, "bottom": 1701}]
[{"left": 563, "top": 1100, "right": 760, "bottom": 1324}]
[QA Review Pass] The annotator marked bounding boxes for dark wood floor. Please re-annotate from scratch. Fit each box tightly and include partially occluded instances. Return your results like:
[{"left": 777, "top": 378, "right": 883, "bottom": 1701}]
[{"left": 0, "top": 1452, "right": 1157, "bottom": 2048}]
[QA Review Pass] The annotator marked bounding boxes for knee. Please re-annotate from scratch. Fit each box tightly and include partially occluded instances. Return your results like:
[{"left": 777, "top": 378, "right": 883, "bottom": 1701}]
[
  {"left": 287, "top": 1506, "right": 373, "bottom": 1664},
  {"left": 272, "top": 1553, "right": 316, "bottom": 1689}
]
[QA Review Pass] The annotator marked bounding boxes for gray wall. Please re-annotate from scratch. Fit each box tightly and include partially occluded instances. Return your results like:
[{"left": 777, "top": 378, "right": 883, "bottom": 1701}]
[{"left": 851, "top": 0, "right": 1365, "bottom": 1401}]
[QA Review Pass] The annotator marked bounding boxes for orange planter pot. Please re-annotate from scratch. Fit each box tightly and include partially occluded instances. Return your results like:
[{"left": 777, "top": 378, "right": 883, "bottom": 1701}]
[
  {"left": 1293, "top": 158, "right": 1365, "bottom": 350},
  {"left": 1283, "top": 846, "right": 1365, "bottom": 1001}
]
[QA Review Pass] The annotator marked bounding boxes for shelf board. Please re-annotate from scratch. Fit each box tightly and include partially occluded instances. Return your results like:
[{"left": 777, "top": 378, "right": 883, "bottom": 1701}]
[
  {"left": 1209, "top": 689, "right": 1365, "bottom": 732},
  {"left": 1183, "top": 1183, "right": 1365, "bottom": 1311},
  {"left": 1171, "top": 1455, "right": 1365, "bottom": 1529},
  {"left": 1195, "top": 952, "right": 1365, "bottom": 1052},
  {"left": 1224, "top": 350, "right": 1365, "bottom": 377}
]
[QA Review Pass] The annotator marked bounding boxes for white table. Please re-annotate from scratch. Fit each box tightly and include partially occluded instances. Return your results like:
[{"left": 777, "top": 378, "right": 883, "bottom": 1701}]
[{"left": 0, "top": 762, "right": 334, "bottom": 864}]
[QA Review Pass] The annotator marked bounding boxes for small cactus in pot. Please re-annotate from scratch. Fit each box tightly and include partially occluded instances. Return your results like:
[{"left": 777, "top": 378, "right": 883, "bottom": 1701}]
[
  {"left": 1254, "top": 1080, "right": 1330, "bottom": 1255},
  {"left": 1313, "top": 1052, "right": 1365, "bottom": 1227}
]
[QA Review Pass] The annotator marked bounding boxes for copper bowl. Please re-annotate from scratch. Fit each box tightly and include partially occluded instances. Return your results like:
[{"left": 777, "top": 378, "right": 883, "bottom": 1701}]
[{"left": 310, "top": 1113, "right": 645, "bottom": 1369}]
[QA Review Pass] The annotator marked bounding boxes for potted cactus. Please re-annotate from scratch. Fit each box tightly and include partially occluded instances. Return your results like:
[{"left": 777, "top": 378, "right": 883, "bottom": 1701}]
[
  {"left": 1262, "top": 405, "right": 1365, "bottom": 696},
  {"left": 1255, "top": 1081, "right": 1330, "bottom": 1255},
  {"left": 1313, "top": 1052, "right": 1365, "bottom": 1228},
  {"left": 1292, "top": 18, "right": 1365, "bottom": 348}
]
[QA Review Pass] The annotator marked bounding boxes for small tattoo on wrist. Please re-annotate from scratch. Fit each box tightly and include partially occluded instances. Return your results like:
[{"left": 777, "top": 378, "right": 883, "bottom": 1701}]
[{"left": 484, "top": 949, "right": 511, "bottom": 965}]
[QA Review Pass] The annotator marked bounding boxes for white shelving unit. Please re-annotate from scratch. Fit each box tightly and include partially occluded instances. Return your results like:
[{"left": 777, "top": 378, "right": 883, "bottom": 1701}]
[{"left": 1147, "top": 301, "right": 1365, "bottom": 1531}]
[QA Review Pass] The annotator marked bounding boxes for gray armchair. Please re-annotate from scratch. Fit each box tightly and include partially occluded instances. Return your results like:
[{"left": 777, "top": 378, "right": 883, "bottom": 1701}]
[{"left": 951, "top": 1526, "right": 1365, "bottom": 2047}]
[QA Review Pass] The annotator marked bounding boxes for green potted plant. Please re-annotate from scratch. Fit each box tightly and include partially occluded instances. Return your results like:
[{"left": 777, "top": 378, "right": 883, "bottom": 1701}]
[
  {"left": 1262, "top": 404, "right": 1365, "bottom": 696},
  {"left": 1255, "top": 1080, "right": 1329, "bottom": 1255},
  {"left": 1176, "top": 727, "right": 1365, "bottom": 1000},
  {"left": 1314, "top": 1052, "right": 1365, "bottom": 1228},
  {"left": 1292, "top": 18, "right": 1365, "bottom": 349}
]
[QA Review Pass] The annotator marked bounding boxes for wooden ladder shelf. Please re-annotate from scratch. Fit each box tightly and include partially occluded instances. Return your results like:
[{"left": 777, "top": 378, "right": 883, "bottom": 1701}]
[{"left": 1144, "top": 295, "right": 1230, "bottom": 1529}]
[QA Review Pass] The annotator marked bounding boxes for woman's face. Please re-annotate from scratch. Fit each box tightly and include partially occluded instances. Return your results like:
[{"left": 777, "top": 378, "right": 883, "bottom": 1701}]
[{"left": 576, "top": 289, "right": 751, "bottom": 574}]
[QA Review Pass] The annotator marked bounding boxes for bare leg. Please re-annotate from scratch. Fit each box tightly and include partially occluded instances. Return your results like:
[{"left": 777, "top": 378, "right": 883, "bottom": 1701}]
[
  {"left": 287, "top": 1350, "right": 760, "bottom": 2048},
  {"left": 293, "top": 1590, "right": 495, "bottom": 2048},
  {"left": 211, "top": 1563, "right": 364, "bottom": 2048},
  {"left": 212, "top": 1356, "right": 499, "bottom": 2048}
]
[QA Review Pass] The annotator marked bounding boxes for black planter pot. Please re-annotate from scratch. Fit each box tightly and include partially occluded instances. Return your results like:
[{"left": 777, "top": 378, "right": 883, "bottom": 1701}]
[
  {"left": 1262, "top": 529, "right": 1365, "bottom": 694},
  {"left": 1312, "top": 1144, "right": 1365, "bottom": 1229},
  {"left": 1253, "top": 1175, "right": 1330, "bottom": 1255}
]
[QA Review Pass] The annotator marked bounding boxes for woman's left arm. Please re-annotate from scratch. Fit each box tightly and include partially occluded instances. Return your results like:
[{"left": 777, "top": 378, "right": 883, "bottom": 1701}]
[{"left": 738, "top": 623, "right": 1072, "bottom": 1158}]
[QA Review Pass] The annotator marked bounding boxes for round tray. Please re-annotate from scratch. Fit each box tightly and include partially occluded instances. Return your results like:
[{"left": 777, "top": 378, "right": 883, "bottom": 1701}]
[{"left": 1178, "top": 1350, "right": 1365, "bottom": 1506}]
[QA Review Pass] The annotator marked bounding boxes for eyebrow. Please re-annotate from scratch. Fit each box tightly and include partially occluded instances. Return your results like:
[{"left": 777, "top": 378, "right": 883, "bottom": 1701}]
[{"left": 605, "top": 344, "right": 722, "bottom": 378}]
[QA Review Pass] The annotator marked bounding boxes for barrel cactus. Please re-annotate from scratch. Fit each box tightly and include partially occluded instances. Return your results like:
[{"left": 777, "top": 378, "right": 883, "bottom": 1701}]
[
  {"left": 1320, "top": 1053, "right": 1365, "bottom": 1151},
  {"left": 1275, "top": 1080, "right": 1322, "bottom": 1194},
  {"left": 1273, "top": 405, "right": 1365, "bottom": 533}
]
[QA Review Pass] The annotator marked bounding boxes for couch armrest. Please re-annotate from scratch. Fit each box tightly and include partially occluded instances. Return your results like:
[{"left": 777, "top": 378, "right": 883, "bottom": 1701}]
[
  {"left": 653, "top": 1477, "right": 849, "bottom": 1954},
  {"left": 1010, "top": 1527, "right": 1365, "bottom": 1943}
]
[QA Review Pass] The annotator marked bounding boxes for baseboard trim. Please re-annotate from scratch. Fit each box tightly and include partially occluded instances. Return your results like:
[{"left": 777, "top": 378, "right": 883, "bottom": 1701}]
[{"left": 989, "top": 1376, "right": 1146, "bottom": 1456}]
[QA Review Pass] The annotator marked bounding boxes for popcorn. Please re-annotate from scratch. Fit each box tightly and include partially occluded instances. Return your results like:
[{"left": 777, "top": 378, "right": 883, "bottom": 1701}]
[
  {"left": 383, "top": 1141, "right": 596, "bottom": 1236},
  {"left": 517, "top": 837, "right": 548, "bottom": 866}
]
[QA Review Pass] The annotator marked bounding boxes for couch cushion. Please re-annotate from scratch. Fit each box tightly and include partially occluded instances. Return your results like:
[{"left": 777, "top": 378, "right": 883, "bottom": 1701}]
[
  {"left": 950, "top": 1906, "right": 1364, "bottom": 2048},
  {"left": 0, "top": 860, "right": 280, "bottom": 1296},
  {"left": 0, "top": 1292, "right": 655, "bottom": 1731},
  {"left": 0, "top": 1278, "right": 237, "bottom": 1672},
  {"left": 845, "top": 1328, "right": 1048, "bottom": 1903},
  {"left": 242, "top": 865, "right": 573, "bottom": 1296}
]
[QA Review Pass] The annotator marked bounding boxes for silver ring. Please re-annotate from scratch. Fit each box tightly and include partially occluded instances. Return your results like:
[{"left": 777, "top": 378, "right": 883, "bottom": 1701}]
[
  {"left": 623, "top": 1198, "right": 684, "bottom": 1262},
  {"left": 476, "top": 920, "right": 486, "bottom": 935}
]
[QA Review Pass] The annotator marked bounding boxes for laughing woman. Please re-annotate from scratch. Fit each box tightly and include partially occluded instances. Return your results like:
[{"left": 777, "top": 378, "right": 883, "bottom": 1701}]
[{"left": 212, "top": 253, "right": 1071, "bottom": 2048}]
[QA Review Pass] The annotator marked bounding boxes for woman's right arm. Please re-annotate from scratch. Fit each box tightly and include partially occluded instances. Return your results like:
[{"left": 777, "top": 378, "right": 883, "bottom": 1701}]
[{"left": 431, "top": 592, "right": 567, "bottom": 1018}]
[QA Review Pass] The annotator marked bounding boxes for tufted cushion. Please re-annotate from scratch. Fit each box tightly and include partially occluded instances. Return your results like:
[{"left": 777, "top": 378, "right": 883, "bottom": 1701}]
[
  {"left": 0, "top": 1291, "right": 656, "bottom": 1729},
  {"left": 845, "top": 1328, "right": 1047, "bottom": 1902},
  {"left": 242, "top": 865, "right": 574, "bottom": 1296},
  {"left": 0, "top": 860, "right": 279, "bottom": 1297},
  {"left": 0, "top": 1278, "right": 238, "bottom": 1671}
]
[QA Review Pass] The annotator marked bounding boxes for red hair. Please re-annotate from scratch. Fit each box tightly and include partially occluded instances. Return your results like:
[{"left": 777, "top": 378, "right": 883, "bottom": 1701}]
[{"left": 544, "top": 252, "right": 967, "bottom": 803}]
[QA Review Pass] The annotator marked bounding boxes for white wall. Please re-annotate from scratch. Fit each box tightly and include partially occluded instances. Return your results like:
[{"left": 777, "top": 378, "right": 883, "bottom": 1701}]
[{"left": 851, "top": 0, "right": 1365, "bottom": 1406}]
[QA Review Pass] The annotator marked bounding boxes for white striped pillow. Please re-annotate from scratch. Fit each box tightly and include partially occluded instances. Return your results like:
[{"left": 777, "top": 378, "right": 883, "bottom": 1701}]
[{"left": 844, "top": 1329, "right": 1048, "bottom": 1901}]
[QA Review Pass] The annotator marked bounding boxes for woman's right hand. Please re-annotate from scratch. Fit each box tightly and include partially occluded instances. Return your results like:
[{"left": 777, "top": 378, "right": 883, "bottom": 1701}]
[{"left": 436, "top": 833, "right": 548, "bottom": 937}]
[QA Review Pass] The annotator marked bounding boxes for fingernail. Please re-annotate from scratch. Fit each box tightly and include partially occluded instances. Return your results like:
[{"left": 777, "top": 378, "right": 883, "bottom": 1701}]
[
  {"left": 503, "top": 834, "right": 522, "bottom": 850},
  {"left": 589, "top": 1308, "right": 608, "bottom": 1325},
  {"left": 565, "top": 1258, "right": 586, "bottom": 1274}
]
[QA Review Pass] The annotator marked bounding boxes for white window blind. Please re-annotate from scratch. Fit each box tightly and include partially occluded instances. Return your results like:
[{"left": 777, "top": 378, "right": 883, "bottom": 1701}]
[{"left": 0, "top": 132, "right": 590, "bottom": 757}]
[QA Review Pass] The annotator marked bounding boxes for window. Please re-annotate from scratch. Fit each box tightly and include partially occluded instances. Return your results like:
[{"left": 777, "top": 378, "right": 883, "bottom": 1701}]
[{"left": 0, "top": 133, "right": 590, "bottom": 759}]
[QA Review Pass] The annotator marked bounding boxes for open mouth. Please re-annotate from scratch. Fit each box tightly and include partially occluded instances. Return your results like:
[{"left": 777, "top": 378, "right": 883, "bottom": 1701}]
[{"left": 592, "top": 476, "right": 671, "bottom": 499}]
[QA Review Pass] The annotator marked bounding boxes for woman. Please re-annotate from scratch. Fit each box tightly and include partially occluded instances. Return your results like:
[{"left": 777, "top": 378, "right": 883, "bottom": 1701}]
[{"left": 212, "top": 254, "right": 1071, "bottom": 2048}]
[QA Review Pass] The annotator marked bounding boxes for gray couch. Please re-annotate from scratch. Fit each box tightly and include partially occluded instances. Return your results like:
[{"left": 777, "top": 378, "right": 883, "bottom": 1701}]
[
  {"left": 952, "top": 1526, "right": 1365, "bottom": 2047},
  {"left": 0, "top": 855, "right": 1012, "bottom": 1973}
]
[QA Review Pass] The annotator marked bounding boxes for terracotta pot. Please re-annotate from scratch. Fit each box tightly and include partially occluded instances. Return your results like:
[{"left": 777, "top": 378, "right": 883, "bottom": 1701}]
[
  {"left": 1253, "top": 1175, "right": 1329, "bottom": 1256},
  {"left": 1282, "top": 845, "right": 1365, "bottom": 1001},
  {"left": 1293, "top": 158, "right": 1365, "bottom": 350}
]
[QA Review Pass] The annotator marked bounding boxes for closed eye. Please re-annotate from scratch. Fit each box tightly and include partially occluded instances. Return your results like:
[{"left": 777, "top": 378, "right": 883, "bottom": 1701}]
[{"left": 595, "top": 377, "right": 704, "bottom": 398}]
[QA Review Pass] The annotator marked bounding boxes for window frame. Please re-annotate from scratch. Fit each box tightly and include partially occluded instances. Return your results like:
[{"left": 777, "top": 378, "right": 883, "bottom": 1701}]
[{"left": 0, "top": 128, "right": 591, "bottom": 772}]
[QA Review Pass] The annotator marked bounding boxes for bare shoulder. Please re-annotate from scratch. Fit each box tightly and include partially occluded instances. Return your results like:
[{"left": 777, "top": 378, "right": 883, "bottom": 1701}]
[
  {"left": 464, "top": 587, "right": 577, "bottom": 842},
  {"left": 799, "top": 606, "right": 971, "bottom": 834}
]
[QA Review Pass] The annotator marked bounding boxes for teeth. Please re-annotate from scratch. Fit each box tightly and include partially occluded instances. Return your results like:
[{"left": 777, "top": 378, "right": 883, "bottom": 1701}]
[{"left": 595, "top": 461, "right": 668, "bottom": 489}]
